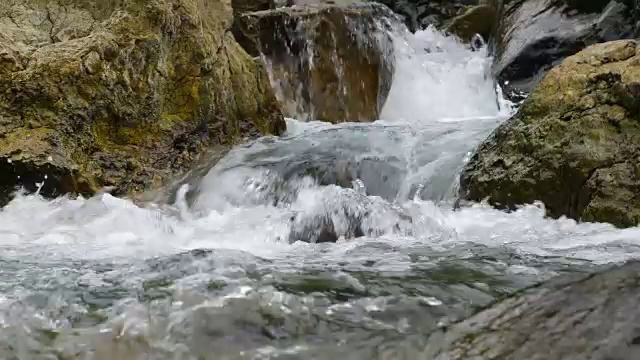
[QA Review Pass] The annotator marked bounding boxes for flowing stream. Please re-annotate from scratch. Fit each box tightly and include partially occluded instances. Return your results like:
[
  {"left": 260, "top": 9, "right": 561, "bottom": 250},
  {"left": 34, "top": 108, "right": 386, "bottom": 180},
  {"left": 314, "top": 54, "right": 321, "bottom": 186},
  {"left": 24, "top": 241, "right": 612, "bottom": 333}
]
[{"left": 1, "top": 18, "right": 640, "bottom": 360}]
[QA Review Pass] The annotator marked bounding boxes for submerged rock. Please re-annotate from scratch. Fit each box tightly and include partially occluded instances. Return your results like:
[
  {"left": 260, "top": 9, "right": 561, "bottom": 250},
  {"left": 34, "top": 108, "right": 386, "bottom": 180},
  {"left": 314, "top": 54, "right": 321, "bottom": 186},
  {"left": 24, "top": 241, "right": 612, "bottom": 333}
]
[
  {"left": 374, "top": 0, "right": 480, "bottom": 33},
  {"left": 422, "top": 260, "right": 640, "bottom": 359},
  {"left": 234, "top": 2, "right": 396, "bottom": 123},
  {"left": 0, "top": 0, "right": 286, "bottom": 205},
  {"left": 460, "top": 40, "right": 640, "bottom": 228},
  {"left": 287, "top": 187, "right": 413, "bottom": 243},
  {"left": 492, "top": 0, "right": 637, "bottom": 97}
]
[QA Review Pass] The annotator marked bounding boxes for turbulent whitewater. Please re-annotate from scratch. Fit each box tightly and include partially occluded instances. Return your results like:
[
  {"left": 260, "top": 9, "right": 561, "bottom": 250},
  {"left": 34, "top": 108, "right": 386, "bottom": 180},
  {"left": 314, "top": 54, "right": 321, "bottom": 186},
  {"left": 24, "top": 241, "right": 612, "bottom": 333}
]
[{"left": 1, "top": 24, "right": 640, "bottom": 360}]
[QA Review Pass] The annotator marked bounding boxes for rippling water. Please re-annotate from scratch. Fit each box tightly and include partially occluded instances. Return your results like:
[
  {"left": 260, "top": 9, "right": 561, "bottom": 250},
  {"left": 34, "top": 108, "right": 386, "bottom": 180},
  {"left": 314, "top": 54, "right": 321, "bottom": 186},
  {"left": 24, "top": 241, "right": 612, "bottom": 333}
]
[{"left": 1, "top": 25, "right": 639, "bottom": 360}]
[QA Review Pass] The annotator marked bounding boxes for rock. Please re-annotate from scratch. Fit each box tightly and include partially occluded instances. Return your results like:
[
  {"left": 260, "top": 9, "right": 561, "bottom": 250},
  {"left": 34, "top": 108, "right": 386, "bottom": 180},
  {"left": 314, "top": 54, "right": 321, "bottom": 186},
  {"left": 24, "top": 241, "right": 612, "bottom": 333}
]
[
  {"left": 421, "top": 260, "right": 640, "bottom": 359},
  {"left": 234, "top": 2, "right": 395, "bottom": 123},
  {"left": 285, "top": 0, "right": 365, "bottom": 5},
  {"left": 230, "top": 0, "right": 275, "bottom": 58},
  {"left": 374, "top": 0, "right": 479, "bottom": 33},
  {"left": 459, "top": 40, "right": 640, "bottom": 228},
  {"left": 445, "top": 4, "right": 497, "bottom": 43},
  {"left": 0, "top": 0, "right": 286, "bottom": 205},
  {"left": 492, "top": 0, "right": 637, "bottom": 98},
  {"left": 287, "top": 187, "right": 413, "bottom": 243},
  {"left": 232, "top": 0, "right": 275, "bottom": 13}
]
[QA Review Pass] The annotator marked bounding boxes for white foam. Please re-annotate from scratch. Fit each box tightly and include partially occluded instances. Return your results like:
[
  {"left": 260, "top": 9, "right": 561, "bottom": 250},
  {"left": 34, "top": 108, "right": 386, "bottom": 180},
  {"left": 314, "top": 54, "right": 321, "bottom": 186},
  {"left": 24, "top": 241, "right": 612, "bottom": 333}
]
[{"left": 0, "top": 25, "right": 636, "bottom": 282}]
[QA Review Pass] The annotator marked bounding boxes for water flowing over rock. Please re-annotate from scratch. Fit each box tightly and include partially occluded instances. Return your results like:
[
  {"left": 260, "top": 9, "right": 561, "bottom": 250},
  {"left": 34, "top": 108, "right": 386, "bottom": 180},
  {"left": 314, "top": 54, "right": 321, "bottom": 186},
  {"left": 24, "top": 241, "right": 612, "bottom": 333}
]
[
  {"left": 492, "top": 0, "right": 637, "bottom": 98},
  {"left": 234, "top": 3, "right": 396, "bottom": 123},
  {"left": 0, "top": 0, "right": 286, "bottom": 206},
  {"left": 445, "top": 4, "right": 497, "bottom": 43},
  {"left": 287, "top": 186, "right": 414, "bottom": 243},
  {"left": 421, "top": 260, "right": 640, "bottom": 359},
  {"left": 460, "top": 40, "right": 640, "bottom": 228},
  {"left": 374, "top": 0, "right": 482, "bottom": 33},
  {"left": 232, "top": 0, "right": 275, "bottom": 13}
]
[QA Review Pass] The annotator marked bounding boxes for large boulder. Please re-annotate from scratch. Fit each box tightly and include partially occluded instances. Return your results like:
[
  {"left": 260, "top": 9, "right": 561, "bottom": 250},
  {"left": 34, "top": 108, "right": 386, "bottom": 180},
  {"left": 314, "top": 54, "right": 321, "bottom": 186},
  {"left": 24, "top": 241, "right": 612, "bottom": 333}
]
[
  {"left": 445, "top": 3, "right": 497, "bottom": 43},
  {"left": 0, "top": 0, "right": 286, "bottom": 205},
  {"left": 421, "top": 260, "right": 640, "bottom": 359},
  {"left": 492, "top": 0, "right": 637, "bottom": 98},
  {"left": 459, "top": 40, "right": 640, "bottom": 228},
  {"left": 234, "top": 2, "right": 395, "bottom": 123}
]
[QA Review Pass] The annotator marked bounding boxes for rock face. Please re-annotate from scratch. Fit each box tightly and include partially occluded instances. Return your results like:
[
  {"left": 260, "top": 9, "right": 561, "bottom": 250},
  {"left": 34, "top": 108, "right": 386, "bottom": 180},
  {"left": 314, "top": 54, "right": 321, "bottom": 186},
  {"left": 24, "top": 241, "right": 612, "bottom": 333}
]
[
  {"left": 460, "top": 40, "right": 640, "bottom": 228},
  {"left": 235, "top": 3, "right": 395, "bottom": 123},
  {"left": 492, "top": 0, "right": 637, "bottom": 97},
  {"left": 422, "top": 260, "right": 640, "bottom": 359},
  {"left": 0, "top": 0, "right": 286, "bottom": 205}
]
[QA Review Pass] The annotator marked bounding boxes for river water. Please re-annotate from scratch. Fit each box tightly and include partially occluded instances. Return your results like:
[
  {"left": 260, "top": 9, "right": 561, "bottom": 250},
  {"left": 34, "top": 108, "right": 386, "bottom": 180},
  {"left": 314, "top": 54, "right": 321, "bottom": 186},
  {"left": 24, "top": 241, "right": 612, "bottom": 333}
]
[{"left": 1, "top": 20, "right": 640, "bottom": 360}]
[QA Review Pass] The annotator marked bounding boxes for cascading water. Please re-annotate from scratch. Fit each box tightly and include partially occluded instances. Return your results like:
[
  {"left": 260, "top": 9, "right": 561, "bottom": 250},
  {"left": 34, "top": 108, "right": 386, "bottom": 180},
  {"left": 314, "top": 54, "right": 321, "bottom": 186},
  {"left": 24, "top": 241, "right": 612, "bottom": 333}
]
[{"left": 1, "top": 14, "right": 640, "bottom": 360}]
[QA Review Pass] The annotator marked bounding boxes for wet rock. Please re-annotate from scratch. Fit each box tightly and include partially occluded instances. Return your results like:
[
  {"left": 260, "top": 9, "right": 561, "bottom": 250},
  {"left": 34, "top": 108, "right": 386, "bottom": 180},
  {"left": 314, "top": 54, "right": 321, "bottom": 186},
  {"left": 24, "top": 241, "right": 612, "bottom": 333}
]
[
  {"left": 445, "top": 4, "right": 497, "bottom": 43},
  {"left": 421, "top": 260, "right": 640, "bottom": 359},
  {"left": 232, "top": 0, "right": 275, "bottom": 13},
  {"left": 492, "top": 0, "right": 637, "bottom": 97},
  {"left": 287, "top": 187, "right": 413, "bottom": 243},
  {"left": 284, "top": 0, "right": 365, "bottom": 5},
  {"left": 231, "top": 0, "right": 275, "bottom": 57},
  {"left": 234, "top": 3, "right": 396, "bottom": 123},
  {"left": 460, "top": 40, "right": 640, "bottom": 228},
  {"left": 374, "top": 0, "right": 481, "bottom": 33},
  {"left": 0, "top": 0, "right": 286, "bottom": 206}
]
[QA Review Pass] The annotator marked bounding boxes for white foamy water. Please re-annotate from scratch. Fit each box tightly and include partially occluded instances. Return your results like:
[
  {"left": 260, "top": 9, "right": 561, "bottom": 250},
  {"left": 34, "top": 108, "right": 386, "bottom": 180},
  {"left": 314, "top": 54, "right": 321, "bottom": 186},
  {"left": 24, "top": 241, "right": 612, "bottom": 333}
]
[{"left": 0, "top": 24, "right": 638, "bottom": 359}]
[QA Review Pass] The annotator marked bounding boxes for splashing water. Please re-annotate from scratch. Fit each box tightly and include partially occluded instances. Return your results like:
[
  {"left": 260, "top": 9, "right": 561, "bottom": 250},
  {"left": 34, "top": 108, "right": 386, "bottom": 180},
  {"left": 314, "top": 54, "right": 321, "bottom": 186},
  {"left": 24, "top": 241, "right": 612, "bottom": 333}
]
[{"left": 0, "top": 22, "right": 639, "bottom": 360}]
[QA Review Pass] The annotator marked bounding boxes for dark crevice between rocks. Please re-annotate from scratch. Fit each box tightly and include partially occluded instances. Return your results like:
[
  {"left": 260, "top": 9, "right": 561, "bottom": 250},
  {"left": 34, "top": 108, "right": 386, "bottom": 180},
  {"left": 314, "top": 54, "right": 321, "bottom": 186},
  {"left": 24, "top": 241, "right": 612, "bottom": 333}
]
[{"left": 0, "top": 159, "right": 95, "bottom": 207}]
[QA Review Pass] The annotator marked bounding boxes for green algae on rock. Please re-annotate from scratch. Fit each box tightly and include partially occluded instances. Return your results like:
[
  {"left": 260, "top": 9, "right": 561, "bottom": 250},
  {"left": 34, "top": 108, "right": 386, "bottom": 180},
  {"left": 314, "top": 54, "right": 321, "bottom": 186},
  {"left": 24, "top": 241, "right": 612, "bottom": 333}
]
[
  {"left": 0, "top": 0, "right": 286, "bottom": 205},
  {"left": 460, "top": 40, "right": 640, "bottom": 228}
]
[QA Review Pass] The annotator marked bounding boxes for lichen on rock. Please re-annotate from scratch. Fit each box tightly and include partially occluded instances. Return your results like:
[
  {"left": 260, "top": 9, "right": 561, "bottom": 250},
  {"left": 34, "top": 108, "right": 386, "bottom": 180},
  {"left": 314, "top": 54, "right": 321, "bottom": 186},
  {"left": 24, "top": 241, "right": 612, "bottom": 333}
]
[
  {"left": 0, "top": 0, "right": 286, "bottom": 205},
  {"left": 460, "top": 39, "right": 640, "bottom": 228}
]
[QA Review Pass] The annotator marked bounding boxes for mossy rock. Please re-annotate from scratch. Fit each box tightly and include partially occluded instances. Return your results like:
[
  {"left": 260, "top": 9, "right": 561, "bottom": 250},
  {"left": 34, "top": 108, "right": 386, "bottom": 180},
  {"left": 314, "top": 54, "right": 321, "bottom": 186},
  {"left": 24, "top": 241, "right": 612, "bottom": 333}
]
[
  {"left": 460, "top": 40, "right": 640, "bottom": 228},
  {"left": 0, "top": 0, "right": 286, "bottom": 204}
]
